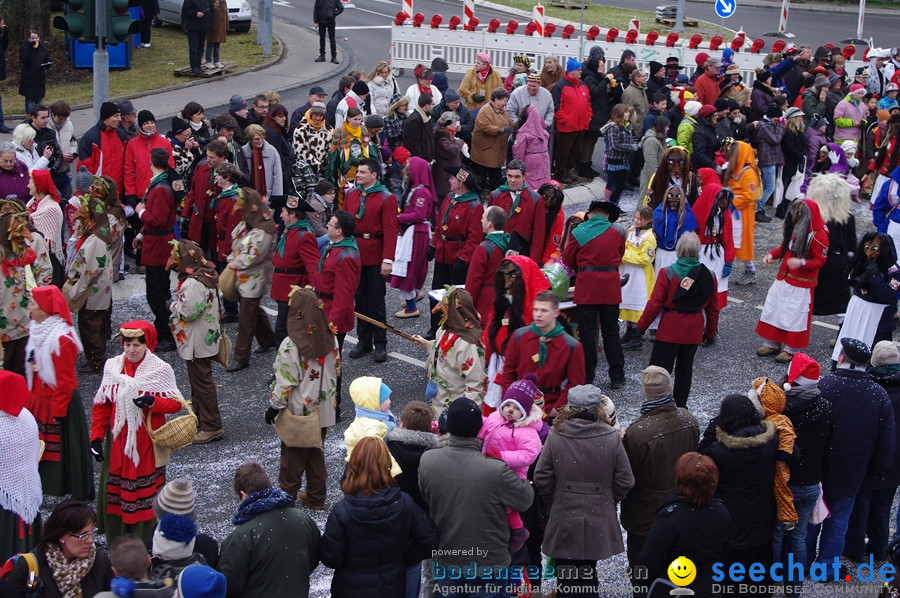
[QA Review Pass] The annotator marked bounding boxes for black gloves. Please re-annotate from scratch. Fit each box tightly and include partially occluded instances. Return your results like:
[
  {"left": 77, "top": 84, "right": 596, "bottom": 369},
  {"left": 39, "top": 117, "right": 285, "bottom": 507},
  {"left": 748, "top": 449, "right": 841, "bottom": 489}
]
[
  {"left": 179, "top": 217, "right": 192, "bottom": 235},
  {"left": 265, "top": 407, "right": 281, "bottom": 425},
  {"left": 471, "top": 93, "right": 485, "bottom": 103},
  {"left": 133, "top": 396, "right": 155, "bottom": 409},
  {"left": 90, "top": 439, "right": 104, "bottom": 462},
  {"left": 426, "top": 245, "right": 436, "bottom": 262}
]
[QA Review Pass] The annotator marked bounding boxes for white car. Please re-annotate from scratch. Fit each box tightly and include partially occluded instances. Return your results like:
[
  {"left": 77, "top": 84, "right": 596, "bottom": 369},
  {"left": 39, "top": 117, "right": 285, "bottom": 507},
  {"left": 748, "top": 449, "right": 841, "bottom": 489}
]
[{"left": 155, "top": 0, "right": 252, "bottom": 33}]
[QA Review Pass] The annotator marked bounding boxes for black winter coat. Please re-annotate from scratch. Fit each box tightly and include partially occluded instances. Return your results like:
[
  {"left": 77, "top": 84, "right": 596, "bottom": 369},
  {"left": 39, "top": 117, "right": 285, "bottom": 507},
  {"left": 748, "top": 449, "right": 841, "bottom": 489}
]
[
  {"left": 386, "top": 427, "right": 440, "bottom": 513},
  {"left": 636, "top": 496, "right": 732, "bottom": 598},
  {"left": 701, "top": 421, "right": 778, "bottom": 550},
  {"left": 263, "top": 122, "right": 295, "bottom": 198},
  {"left": 781, "top": 128, "right": 807, "bottom": 176},
  {"left": 182, "top": 0, "right": 212, "bottom": 32},
  {"left": 431, "top": 100, "right": 474, "bottom": 144},
  {"left": 868, "top": 366, "right": 900, "bottom": 489},
  {"left": 691, "top": 116, "right": 719, "bottom": 171},
  {"left": 314, "top": 0, "right": 343, "bottom": 24},
  {"left": 820, "top": 369, "right": 897, "bottom": 501},
  {"left": 320, "top": 486, "right": 439, "bottom": 598},
  {"left": 0, "top": 26, "right": 8, "bottom": 81},
  {"left": 402, "top": 110, "right": 435, "bottom": 162},
  {"left": 581, "top": 61, "right": 611, "bottom": 134},
  {"left": 782, "top": 386, "right": 833, "bottom": 486},
  {"left": 18, "top": 40, "right": 50, "bottom": 99},
  {"left": 812, "top": 215, "right": 855, "bottom": 315}
]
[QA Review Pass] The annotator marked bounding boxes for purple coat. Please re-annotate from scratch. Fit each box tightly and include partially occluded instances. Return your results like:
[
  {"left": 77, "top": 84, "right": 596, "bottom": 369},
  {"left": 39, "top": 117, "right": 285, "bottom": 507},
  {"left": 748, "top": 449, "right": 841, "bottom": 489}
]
[
  {"left": 0, "top": 158, "right": 30, "bottom": 205},
  {"left": 511, "top": 104, "right": 551, "bottom": 190},
  {"left": 390, "top": 157, "right": 437, "bottom": 293},
  {"left": 805, "top": 127, "right": 828, "bottom": 168}
]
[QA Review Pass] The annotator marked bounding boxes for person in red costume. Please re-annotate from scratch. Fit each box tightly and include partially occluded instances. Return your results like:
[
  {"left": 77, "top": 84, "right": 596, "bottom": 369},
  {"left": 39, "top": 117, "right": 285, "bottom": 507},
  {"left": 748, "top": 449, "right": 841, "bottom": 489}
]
[
  {"left": 756, "top": 199, "right": 830, "bottom": 363},
  {"left": 25, "top": 285, "right": 94, "bottom": 499},
  {"left": 488, "top": 160, "right": 546, "bottom": 263},
  {"left": 90, "top": 320, "right": 185, "bottom": 541},
  {"left": 482, "top": 255, "right": 550, "bottom": 415},
  {"left": 693, "top": 168, "right": 736, "bottom": 309},
  {"left": 466, "top": 206, "right": 511, "bottom": 326}
]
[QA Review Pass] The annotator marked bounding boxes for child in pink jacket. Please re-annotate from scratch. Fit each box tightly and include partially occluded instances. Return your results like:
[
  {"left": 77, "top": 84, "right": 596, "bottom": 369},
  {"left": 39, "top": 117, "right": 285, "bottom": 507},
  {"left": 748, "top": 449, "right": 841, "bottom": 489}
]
[{"left": 479, "top": 372, "right": 546, "bottom": 553}]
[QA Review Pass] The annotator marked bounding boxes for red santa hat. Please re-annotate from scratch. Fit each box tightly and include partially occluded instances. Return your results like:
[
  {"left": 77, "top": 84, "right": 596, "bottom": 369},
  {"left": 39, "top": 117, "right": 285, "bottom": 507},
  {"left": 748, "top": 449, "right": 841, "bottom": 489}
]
[
  {"left": 0, "top": 371, "right": 29, "bottom": 416},
  {"left": 31, "top": 285, "right": 74, "bottom": 326},
  {"left": 783, "top": 352, "right": 820, "bottom": 391}
]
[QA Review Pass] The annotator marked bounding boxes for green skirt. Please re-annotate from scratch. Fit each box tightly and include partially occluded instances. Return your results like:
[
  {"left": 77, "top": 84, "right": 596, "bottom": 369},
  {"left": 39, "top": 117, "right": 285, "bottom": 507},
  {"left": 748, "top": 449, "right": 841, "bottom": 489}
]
[
  {"left": 38, "top": 389, "right": 95, "bottom": 500},
  {"left": 96, "top": 433, "right": 161, "bottom": 543},
  {"left": 0, "top": 508, "right": 41, "bottom": 563}
]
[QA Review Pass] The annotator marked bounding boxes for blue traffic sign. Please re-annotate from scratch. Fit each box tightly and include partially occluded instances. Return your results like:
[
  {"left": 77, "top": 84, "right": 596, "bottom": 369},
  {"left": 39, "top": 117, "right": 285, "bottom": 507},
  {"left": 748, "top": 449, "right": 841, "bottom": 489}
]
[{"left": 715, "top": 0, "right": 736, "bottom": 18}]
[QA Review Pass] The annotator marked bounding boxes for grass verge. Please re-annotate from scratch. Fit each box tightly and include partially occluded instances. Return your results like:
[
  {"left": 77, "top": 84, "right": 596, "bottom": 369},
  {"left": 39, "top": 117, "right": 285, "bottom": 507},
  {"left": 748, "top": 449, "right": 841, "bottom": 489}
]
[{"left": 0, "top": 23, "right": 279, "bottom": 115}]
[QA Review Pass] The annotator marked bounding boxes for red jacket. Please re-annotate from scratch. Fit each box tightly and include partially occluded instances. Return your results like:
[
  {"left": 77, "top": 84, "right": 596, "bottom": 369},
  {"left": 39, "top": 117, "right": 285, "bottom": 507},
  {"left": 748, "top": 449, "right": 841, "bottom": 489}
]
[
  {"left": 561, "top": 222, "right": 625, "bottom": 305},
  {"left": 342, "top": 186, "right": 399, "bottom": 267},
  {"left": 139, "top": 179, "right": 176, "bottom": 266},
  {"left": 317, "top": 243, "right": 361, "bottom": 334},
  {"left": 694, "top": 71, "right": 722, "bottom": 105},
  {"left": 216, "top": 194, "right": 242, "bottom": 263},
  {"left": 465, "top": 237, "right": 506, "bottom": 325},
  {"left": 767, "top": 228, "right": 830, "bottom": 288},
  {"left": 500, "top": 326, "right": 585, "bottom": 413},
  {"left": 77, "top": 122, "right": 127, "bottom": 196},
  {"left": 636, "top": 265, "right": 720, "bottom": 344},
  {"left": 183, "top": 161, "right": 219, "bottom": 245},
  {"left": 552, "top": 74, "right": 592, "bottom": 133},
  {"left": 124, "top": 132, "right": 174, "bottom": 199},
  {"left": 433, "top": 193, "right": 484, "bottom": 265},
  {"left": 489, "top": 186, "right": 546, "bottom": 263},
  {"left": 270, "top": 224, "right": 320, "bottom": 301}
]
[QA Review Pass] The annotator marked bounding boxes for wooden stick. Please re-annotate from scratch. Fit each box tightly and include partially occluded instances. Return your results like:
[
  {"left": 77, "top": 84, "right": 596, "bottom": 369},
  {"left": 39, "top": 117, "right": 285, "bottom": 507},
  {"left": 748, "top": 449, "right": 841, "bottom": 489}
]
[{"left": 354, "top": 312, "right": 416, "bottom": 341}]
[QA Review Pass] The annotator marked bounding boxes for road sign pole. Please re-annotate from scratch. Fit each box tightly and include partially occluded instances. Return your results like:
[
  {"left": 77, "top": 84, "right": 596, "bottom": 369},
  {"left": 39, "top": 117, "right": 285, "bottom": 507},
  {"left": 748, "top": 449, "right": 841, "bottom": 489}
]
[
  {"left": 674, "top": 0, "right": 685, "bottom": 32},
  {"left": 93, "top": 0, "right": 109, "bottom": 124},
  {"left": 841, "top": 0, "right": 867, "bottom": 43}
]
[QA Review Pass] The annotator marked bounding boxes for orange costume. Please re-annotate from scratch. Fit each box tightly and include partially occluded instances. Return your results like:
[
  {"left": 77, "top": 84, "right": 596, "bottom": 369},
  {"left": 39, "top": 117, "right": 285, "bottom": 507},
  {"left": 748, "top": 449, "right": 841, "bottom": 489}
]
[
  {"left": 724, "top": 141, "right": 762, "bottom": 263},
  {"left": 752, "top": 376, "right": 798, "bottom": 525}
]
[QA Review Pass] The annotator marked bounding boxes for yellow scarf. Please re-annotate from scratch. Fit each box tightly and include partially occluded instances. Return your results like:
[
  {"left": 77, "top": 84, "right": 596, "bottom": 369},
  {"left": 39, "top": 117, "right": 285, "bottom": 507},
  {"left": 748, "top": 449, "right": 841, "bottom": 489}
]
[
  {"left": 304, "top": 109, "right": 325, "bottom": 130},
  {"left": 345, "top": 122, "right": 362, "bottom": 139}
]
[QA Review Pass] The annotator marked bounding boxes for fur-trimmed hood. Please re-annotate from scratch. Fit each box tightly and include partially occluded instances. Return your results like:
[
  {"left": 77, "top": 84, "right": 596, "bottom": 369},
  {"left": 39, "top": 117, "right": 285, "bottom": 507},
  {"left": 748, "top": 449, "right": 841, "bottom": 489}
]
[{"left": 715, "top": 419, "right": 776, "bottom": 450}]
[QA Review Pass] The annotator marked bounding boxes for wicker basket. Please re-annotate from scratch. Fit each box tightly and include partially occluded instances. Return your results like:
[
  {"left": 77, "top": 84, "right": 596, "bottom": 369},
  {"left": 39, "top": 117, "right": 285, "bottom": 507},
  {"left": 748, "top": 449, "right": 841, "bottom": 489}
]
[{"left": 146, "top": 400, "right": 198, "bottom": 451}]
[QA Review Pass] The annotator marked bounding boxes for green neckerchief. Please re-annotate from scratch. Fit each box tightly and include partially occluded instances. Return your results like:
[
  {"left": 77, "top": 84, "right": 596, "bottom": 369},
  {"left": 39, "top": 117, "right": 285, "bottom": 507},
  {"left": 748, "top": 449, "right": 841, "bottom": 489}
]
[
  {"left": 318, "top": 237, "right": 359, "bottom": 272},
  {"left": 485, "top": 231, "right": 510, "bottom": 254},
  {"left": 670, "top": 256, "right": 701, "bottom": 279},
  {"left": 356, "top": 181, "right": 389, "bottom": 219},
  {"left": 207, "top": 167, "right": 218, "bottom": 210},
  {"left": 572, "top": 214, "right": 611, "bottom": 247},
  {"left": 440, "top": 191, "right": 479, "bottom": 224},
  {"left": 494, "top": 182, "right": 529, "bottom": 216},
  {"left": 529, "top": 320, "right": 565, "bottom": 367},
  {"left": 142, "top": 171, "right": 169, "bottom": 202},
  {"left": 276, "top": 218, "right": 314, "bottom": 257},
  {"left": 219, "top": 184, "right": 238, "bottom": 199}
]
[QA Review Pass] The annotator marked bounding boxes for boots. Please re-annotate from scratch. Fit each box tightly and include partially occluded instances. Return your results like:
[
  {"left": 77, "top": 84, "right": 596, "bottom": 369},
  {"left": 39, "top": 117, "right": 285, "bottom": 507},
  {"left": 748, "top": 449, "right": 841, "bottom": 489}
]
[
  {"left": 315, "top": 54, "right": 326, "bottom": 62},
  {"left": 622, "top": 330, "right": 644, "bottom": 350}
]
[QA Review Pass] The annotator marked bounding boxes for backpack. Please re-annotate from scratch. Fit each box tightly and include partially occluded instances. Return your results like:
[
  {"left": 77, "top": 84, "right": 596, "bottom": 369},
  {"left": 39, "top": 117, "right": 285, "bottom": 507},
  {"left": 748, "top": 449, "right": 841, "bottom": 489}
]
[{"left": 0, "top": 552, "right": 42, "bottom": 598}]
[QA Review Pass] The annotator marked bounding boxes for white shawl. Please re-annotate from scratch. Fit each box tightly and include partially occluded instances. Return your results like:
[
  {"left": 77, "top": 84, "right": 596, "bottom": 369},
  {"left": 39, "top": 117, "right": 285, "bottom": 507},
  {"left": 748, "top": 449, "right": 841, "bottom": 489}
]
[
  {"left": 0, "top": 409, "right": 42, "bottom": 524},
  {"left": 25, "top": 315, "right": 84, "bottom": 390}
]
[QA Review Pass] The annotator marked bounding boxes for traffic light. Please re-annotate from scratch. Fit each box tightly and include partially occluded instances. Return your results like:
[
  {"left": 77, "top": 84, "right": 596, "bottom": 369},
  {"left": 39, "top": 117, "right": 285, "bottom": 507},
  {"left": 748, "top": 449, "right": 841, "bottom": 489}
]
[
  {"left": 53, "top": 0, "right": 96, "bottom": 42},
  {"left": 106, "top": 0, "right": 140, "bottom": 44}
]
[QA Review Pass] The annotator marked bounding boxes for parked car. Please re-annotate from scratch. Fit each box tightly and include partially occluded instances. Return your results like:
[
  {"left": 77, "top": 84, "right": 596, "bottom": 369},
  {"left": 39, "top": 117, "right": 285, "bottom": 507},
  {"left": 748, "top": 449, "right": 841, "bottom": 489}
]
[{"left": 155, "top": 0, "right": 252, "bottom": 33}]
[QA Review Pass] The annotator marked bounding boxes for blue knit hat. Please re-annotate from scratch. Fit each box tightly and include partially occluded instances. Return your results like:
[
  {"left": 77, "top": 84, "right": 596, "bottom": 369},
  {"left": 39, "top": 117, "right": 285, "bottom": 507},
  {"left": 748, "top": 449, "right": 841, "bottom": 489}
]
[
  {"left": 566, "top": 57, "right": 582, "bottom": 73},
  {"left": 177, "top": 566, "right": 226, "bottom": 598},
  {"left": 379, "top": 382, "right": 392, "bottom": 404}
]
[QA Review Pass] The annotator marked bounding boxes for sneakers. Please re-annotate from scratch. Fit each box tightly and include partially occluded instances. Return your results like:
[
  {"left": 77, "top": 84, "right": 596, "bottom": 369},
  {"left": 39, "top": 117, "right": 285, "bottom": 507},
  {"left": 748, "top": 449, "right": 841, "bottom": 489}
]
[
  {"left": 215, "top": 61, "right": 224, "bottom": 68},
  {"left": 756, "top": 210, "right": 772, "bottom": 223},
  {"left": 508, "top": 527, "right": 530, "bottom": 554},
  {"left": 395, "top": 308, "right": 420, "bottom": 318},
  {"left": 735, "top": 271, "right": 756, "bottom": 285},
  {"left": 775, "top": 351, "right": 794, "bottom": 363},
  {"left": 315, "top": 54, "right": 326, "bottom": 62},
  {"left": 205, "top": 61, "right": 214, "bottom": 69},
  {"left": 141, "top": 43, "right": 151, "bottom": 48},
  {"left": 193, "top": 429, "right": 224, "bottom": 444},
  {"left": 756, "top": 346, "right": 780, "bottom": 357}
]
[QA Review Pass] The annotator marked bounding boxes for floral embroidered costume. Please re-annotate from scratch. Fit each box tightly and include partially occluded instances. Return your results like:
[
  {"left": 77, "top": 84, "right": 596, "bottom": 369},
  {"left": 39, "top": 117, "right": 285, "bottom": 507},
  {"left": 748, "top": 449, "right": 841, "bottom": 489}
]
[
  {"left": 92, "top": 320, "right": 184, "bottom": 541},
  {"left": 26, "top": 285, "right": 93, "bottom": 499}
]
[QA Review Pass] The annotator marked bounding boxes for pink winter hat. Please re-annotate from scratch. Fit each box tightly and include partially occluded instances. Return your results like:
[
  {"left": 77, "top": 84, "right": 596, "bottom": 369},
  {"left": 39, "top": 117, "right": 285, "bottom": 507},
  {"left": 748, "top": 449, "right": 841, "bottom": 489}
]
[{"left": 500, "top": 373, "right": 541, "bottom": 420}]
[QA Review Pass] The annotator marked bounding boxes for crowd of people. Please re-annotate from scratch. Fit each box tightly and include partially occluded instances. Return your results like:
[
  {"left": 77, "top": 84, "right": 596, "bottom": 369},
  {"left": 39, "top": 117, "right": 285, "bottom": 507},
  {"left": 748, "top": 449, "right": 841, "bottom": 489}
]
[{"left": 1, "top": 24, "right": 900, "bottom": 598}]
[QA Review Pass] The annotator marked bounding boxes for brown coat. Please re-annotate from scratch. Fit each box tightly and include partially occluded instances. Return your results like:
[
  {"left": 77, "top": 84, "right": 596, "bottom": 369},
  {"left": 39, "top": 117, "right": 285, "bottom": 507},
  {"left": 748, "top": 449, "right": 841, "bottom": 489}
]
[
  {"left": 207, "top": 0, "right": 228, "bottom": 44},
  {"left": 471, "top": 104, "right": 513, "bottom": 169},
  {"left": 534, "top": 415, "right": 635, "bottom": 560}
]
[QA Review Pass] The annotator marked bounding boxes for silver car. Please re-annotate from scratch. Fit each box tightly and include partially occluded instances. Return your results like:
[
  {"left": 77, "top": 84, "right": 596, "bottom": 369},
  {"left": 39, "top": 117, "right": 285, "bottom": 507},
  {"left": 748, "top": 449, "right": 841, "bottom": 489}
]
[{"left": 155, "top": 0, "right": 252, "bottom": 33}]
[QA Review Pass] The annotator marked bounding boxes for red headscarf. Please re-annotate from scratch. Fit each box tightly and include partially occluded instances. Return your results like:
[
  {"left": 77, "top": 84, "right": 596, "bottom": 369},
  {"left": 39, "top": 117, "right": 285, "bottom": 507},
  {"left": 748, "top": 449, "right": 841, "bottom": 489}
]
[
  {"left": 30, "top": 170, "right": 62, "bottom": 204},
  {"left": 392, "top": 146, "right": 411, "bottom": 165},
  {"left": 120, "top": 320, "right": 158, "bottom": 352},
  {"left": 0, "top": 371, "right": 28, "bottom": 416},
  {"left": 31, "top": 285, "right": 74, "bottom": 326}
]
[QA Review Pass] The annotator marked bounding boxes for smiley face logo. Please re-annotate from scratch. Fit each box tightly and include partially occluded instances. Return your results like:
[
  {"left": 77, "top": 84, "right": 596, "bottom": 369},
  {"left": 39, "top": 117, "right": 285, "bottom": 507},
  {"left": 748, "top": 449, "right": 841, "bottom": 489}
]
[{"left": 667, "top": 556, "right": 696, "bottom": 587}]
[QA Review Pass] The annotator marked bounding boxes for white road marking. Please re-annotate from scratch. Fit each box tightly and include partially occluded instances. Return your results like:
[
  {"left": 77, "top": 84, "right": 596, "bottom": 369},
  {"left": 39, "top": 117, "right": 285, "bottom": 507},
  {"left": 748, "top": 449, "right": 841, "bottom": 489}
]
[
  {"left": 348, "top": 5, "right": 394, "bottom": 18},
  {"left": 273, "top": 0, "right": 291, "bottom": 5},
  {"left": 335, "top": 25, "right": 393, "bottom": 29},
  {"left": 727, "top": 296, "right": 744, "bottom": 304},
  {"left": 341, "top": 334, "right": 427, "bottom": 368}
]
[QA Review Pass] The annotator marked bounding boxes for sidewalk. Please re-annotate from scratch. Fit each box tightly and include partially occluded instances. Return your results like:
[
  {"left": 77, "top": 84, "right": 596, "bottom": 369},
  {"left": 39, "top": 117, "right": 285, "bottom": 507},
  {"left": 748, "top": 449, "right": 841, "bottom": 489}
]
[
  {"left": 68, "top": 19, "right": 346, "bottom": 127},
  {"left": 685, "top": 0, "right": 898, "bottom": 16}
]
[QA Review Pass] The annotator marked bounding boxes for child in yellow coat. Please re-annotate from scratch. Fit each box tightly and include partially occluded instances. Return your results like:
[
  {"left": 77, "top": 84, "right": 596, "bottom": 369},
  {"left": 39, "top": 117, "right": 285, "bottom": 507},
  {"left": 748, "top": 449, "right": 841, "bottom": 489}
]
[
  {"left": 344, "top": 376, "right": 401, "bottom": 476},
  {"left": 619, "top": 206, "right": 657, "bottom": 350}
]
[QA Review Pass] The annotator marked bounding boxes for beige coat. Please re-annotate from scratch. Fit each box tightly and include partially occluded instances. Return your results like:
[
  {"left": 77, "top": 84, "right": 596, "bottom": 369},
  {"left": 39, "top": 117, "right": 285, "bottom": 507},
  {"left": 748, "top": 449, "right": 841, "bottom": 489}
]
[
  {"left": 169, "top": 277, "right": 221, "bottom": 360},
  {"left": 65, "top": 234, "right": 113, "bottom": 312},
  {"left": 207, "top": 0, "right": 228, "bottom": 44},
  {"left": 229, "top": 224, "right": 275, "bottom": 299},
  {"left": 471, "top": 104, "right": 513, "bottom": 169},
  {"left": 458, "top": 67, "right": 504, "bottom": 111},
  {"left": 534, "top": 415, "right": 635, "bottom": 560},
  {"left": 269, "top": 337, "right": 339, "bottom": 429}
]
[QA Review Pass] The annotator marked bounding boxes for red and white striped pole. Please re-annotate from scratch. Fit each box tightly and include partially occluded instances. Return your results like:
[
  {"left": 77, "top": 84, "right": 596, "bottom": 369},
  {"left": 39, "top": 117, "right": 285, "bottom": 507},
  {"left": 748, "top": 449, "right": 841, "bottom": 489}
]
[
  {"left": 777, "top": 0, "right": 789, "bottom": 34},
  {"left": 402, "top": 0, "right": 413, "bottom": 21},
  {"left": 463, "top": 0, "right": 475, "bottom": 29},
  {"left": 532, "top": 3, "right": 544, "bottom": 37},
  {"left": 857, "top": 0, "right": 865, "bottom": 38},
  {"left": 629, "top": 18, "right": 640, "bottom": 32}
]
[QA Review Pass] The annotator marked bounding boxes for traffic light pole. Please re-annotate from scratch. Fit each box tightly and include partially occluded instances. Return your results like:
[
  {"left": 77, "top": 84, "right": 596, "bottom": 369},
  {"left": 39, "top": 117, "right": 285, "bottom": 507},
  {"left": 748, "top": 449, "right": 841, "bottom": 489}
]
[{"left": 93, "top": 0, "right": 110, "bottom": 123}]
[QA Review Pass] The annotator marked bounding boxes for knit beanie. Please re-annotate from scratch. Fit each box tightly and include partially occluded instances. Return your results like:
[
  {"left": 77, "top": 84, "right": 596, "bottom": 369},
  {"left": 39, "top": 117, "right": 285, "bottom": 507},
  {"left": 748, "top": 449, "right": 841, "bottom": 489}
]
[
  {"left": 315, "top": 180, "right": 336, "bottom": 196},
  {"left": 567, "top": 384, "right": 603, "bottom": 410},
  {"left": 365, "top": 114, "right": 384, "bottom": 129},
  {"left": 138, "top": 110, "right": 155, "bottom": 128},
  {"left": 74, "top": 166, "right": 94, "bottom": 194},
  {"left": 476, "top": 52, "right": 491, "bottom": 65},
  {"left": 766, "top": 103, "right": 783, "bottom": 119},
  {"left": 446, "top": 397, "right": 482, "bottom": 437},
  {"left": 352, "top": 80, "right": 370, "bottom": 96},
  {"left": 392, "top": 146, "right": 411, "bottom": 165},
  {"left": 849, "top": 83, "right": 867, "bottom": 95},
  {"left": 783, "top": 353, "right": 820, "bottom": 390},
  {"left": 878, "top": 109, "right": 891, "bottom": 122},
  {"left": 872, "top": 341, "right": 900, "bottom": 367},
  {"left": 684, "top": 101, "right": 702, "bottom": 117},
  {"left": 813, "top": 75, "right": 829, "bottom": 89},
  {"left": 443, "top": 88, "right": 461, "bottom": 103},
  {"left": 177, "top": 566, "right": 226, "bottom": 598},
  {"left": 641, "top": 365, "right": 673, "bottom": 399},
  {"left": 699, "top": 104, "right": 717, "bottom": 118},
  {"left": 649, "top": 61, "right": 664, "bottom": 76},
  {"left": 695, "top": 52, "right": 710, "bottom": 68},
  {"left": 499, "top": 373, "right": 540, "bottom": 421},
  {"left": 151, "top": 514, "right": 196, "bottom": 561},
  {"left": 379, "top": 382, "right": 392, "bottom": 404},
  {"left": 714, "top": 98, "right": 730, "bottom": 112},
  {"left": 171, "top": 116, "right": 191, "bottom": 135},
  {"left": 841, "top": 140, "right": 858, "bottom": 155},
  {"left": 566, "top": 57, "right": 581, "bottom": 73},
  {"left": 100, "top": 102, "right": 120, "bottom": 121},
  {"left": 309, "top": 101, "right": 327, "bottom": 115},
  {"left": 810, "top": 114, "right": 829, "bottom": 129},
  {"left": 154, "top": 478, "right": 196, "bottom": 519},
  {"left": 229, "top": 94, "right": 247, "bottom": 112}
]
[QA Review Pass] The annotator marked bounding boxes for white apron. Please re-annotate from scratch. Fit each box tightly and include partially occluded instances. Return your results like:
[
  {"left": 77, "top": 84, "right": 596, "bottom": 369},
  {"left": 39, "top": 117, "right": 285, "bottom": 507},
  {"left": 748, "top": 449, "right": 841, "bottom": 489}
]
[
  {"left": 731, "top": 211, "right": 743, "bottom": 250},
  {"left": 620, "top": 263, "right": 650, "bottom": 312},
  {"left": 485, "top": 353, "right": 505, "bottom": 409},
  {"left": 759, "top": 279, "right": 811, "bottom": 332},
  {"left": 831, "top": 295, "right": 886, "bottom": 362},
  {"left": 654, "top": 249, "right": 677, "bottom": 277},
  {"left": 700, "top": 245, "right": 728, "bottom": 294},
  {"left": 889, "top": 220, "right": 900, "bottom": 268}
]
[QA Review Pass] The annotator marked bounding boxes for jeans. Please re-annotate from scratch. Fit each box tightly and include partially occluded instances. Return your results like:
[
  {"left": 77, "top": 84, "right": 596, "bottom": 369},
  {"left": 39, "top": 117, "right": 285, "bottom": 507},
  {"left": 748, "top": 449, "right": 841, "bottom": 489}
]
[
  {"left": 772, "top": 483, "right": 820, "bottom": 596},
  {"left": 808, "top": 495, "right": 856, "bottom": 563},
  {"left": 607, "top": 168, "right": 628, "bottom": 205},
  {"left": 24, "top": 97, "right": 43, "bottom": 115},
  {"left": 406, "top": 562, "right": 422, "bottom": 598},
  {"left": 205, "top": 42, "right": 220, "bottom": 63},
  {"left": 760, "top": 164, "right": 777, "bottom": 212},
  {"left": 844, "top": 486, "right": 898, "bottom": 561}
]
